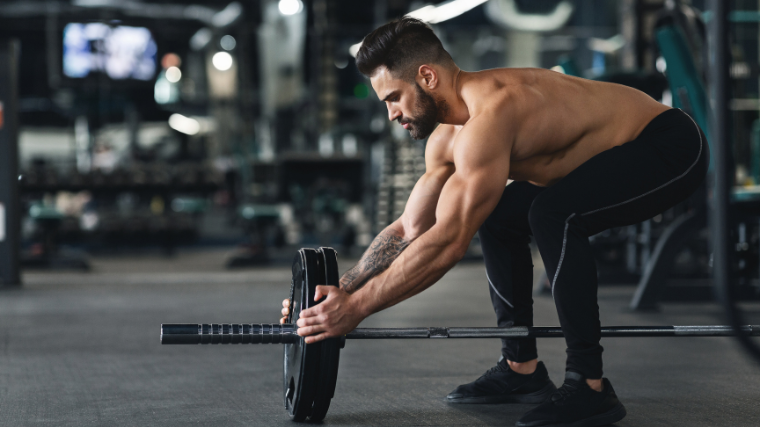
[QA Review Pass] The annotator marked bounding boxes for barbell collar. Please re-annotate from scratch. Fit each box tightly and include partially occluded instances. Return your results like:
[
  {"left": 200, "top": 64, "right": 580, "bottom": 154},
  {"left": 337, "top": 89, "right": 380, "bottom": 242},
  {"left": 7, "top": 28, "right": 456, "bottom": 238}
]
[{"left": 161, "top": 323, "right": 760, "bottom": 344}]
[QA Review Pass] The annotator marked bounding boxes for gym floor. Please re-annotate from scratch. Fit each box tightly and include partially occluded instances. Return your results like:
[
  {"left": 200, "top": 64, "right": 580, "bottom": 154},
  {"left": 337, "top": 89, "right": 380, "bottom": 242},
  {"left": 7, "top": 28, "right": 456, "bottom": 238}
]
[{"left": 1, "top": 249, "right": 759, "bottom": 426}]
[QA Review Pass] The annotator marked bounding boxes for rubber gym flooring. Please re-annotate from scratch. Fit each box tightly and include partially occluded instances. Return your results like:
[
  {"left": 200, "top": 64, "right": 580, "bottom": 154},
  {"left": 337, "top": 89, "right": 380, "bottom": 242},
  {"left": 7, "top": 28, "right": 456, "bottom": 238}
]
[{"left": 1, "top": 249, "right": 759, "bottom": 426}]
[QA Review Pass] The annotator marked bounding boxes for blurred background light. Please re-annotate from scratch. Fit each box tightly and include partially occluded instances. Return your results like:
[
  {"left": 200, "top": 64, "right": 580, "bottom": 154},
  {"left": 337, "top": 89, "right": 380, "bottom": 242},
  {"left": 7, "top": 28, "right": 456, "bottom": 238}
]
[
  {"left": 220, "top": 35, "right": 237, "bottom": 51},
  {"left": 485, "top": 0, "right": 574, "bottom": 32},
  {"left": 350, "top": 0, "right": 490, "bottom": 56},
  {"left": 342, "top": 134, "right": 358, "bottom": 157},
  {"left": 353, "top": 83, "right": 370, "bottom": 99},
  {"left": 406, "top": 0, "right": 488, "bottom": 24},
  {"left": 656, "top": 56, "right": 667, "bottom": 73},
  {"left": 168, "top": 114, "right": 200, "bottom": 136},
  {"left": 407, "top": 0, "right": 489, "bottom": 24},
  {"left": 211, "top": 2, "right": 243, "bottom": 28},
  {"left": 190, "top": 28, "right": 213, "bottom": 51},
  {"left": 349, "top": 42, "right": 362, "bottom": 58},
  {"left": 278, "top": 0, "right": 304, "bottom": 16},
  {"left": 161, "top": 53, "right": 181, "bottom": 69},
  {"left": 165, "top": 66, "right": 182, "bottom": 83},
  {"left": 212, "top": 52, "right": 233, "bottom": 71}
]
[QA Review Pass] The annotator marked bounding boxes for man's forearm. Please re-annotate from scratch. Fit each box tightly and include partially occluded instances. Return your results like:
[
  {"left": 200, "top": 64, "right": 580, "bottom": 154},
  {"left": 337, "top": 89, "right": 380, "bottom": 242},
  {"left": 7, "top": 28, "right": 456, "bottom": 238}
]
[
  {"left": 339, "top": 225, "right": 411, "bottom": 293},
  {"left": 351, "top": 225, "right": 468, "bottom": 317}
]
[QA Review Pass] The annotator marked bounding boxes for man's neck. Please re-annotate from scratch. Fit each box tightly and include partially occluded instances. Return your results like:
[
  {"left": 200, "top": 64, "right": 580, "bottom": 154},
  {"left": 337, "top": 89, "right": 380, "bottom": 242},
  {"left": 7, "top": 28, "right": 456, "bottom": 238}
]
[{"left": 440, "top": 67, "right": 470, "bottom": 125}]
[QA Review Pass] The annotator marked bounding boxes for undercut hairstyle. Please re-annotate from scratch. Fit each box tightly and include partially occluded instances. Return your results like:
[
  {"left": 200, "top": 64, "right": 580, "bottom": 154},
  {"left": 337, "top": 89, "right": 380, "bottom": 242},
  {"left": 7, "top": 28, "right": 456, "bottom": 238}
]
[{"left": 356, "top": 17, "right": 455, "bottom": 81}]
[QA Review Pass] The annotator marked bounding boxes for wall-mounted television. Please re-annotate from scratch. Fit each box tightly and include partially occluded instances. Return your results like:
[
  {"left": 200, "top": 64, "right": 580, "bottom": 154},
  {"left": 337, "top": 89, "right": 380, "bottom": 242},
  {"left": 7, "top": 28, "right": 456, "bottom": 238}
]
[{"left": 63, "top": 23, "right": 157, "bottom": 81}]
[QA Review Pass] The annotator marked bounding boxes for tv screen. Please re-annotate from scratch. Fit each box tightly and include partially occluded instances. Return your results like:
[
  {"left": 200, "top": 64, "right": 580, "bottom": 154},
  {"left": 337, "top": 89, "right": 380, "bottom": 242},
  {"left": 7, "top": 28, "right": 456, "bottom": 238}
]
[{"left": 63, "top": 23, "right": 157, "bottom": 81}]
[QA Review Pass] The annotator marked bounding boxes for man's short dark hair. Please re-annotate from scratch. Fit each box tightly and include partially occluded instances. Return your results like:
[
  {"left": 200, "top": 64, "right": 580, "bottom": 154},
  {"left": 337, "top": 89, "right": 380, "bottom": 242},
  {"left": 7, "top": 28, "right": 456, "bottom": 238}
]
[{"left": 356, "top": 17, "right": 455, "bottom": 81}]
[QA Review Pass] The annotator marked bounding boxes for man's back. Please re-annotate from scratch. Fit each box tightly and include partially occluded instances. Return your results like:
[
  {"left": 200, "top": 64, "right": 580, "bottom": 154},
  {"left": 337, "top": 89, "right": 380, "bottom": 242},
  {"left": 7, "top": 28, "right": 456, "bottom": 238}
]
[{"left": 442, "top": 68, "right": 670, "bottom": 187}]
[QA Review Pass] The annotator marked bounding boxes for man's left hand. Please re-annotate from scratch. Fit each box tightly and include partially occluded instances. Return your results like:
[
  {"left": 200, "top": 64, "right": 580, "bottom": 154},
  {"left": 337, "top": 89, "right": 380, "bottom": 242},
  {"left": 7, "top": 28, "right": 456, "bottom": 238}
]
[{"left": 296, "top": 285, "right": 365, "bottom": 344}]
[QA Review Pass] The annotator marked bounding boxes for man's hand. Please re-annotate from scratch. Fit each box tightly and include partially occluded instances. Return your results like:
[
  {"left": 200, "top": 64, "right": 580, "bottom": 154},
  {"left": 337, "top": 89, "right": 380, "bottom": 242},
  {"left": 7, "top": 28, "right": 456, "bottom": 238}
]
[{"left": 296, "top": 286, "right": 365, "bottom": 344}]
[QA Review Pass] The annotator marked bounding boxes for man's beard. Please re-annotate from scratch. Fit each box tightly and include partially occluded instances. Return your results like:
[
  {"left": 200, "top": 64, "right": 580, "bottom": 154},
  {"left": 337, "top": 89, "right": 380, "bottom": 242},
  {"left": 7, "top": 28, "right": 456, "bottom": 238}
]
[{"left": 402, "top": 83, "right": 449, "bottom": 140}]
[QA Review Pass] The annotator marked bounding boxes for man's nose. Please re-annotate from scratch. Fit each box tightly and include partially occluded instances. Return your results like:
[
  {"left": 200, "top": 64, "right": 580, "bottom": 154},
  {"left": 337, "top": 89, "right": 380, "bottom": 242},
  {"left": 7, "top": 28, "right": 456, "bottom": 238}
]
[{"left": 388, "top": 108, "right": 401, "bottom": 122}]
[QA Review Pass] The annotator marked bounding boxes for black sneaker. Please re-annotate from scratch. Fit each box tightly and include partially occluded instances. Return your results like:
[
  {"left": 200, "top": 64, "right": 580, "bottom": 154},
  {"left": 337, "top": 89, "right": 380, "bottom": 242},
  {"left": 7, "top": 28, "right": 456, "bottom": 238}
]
[
  {"left": 446, "top": 358, "right": 557, "bottom": 404},
  {"left": 515, "top": 372, "right": 627, "bottom": 427}
]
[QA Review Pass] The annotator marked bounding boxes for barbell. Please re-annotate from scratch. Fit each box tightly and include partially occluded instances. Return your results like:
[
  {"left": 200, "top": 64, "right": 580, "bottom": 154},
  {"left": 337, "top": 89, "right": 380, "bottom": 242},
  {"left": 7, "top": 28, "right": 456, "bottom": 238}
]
[{"left": 160, "top": 247, "right": 760, "bottom": 422}]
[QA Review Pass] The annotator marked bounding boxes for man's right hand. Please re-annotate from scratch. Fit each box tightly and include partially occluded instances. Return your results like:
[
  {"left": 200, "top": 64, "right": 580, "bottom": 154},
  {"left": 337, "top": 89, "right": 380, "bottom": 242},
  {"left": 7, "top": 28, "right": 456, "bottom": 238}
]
[{"left": 280, "top": 298, "right": 290, "bottom": 324}]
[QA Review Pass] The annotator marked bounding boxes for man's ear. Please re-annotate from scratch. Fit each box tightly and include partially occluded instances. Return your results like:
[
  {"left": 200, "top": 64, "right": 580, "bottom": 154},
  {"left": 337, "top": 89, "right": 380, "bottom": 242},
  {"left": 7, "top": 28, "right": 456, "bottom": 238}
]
[{"left": 417, "top": 65, "right": 438, "bottom": 90}]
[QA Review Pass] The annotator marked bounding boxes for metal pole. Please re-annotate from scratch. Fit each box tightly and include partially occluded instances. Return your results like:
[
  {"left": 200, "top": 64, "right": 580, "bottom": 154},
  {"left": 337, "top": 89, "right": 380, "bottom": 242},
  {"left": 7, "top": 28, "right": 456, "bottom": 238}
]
[
  {"left": 708, "top": 0, "right": 760, "bottom": 362},
  {"left": 0, "top": 39, "right": 21, "bottom": 287},
  {"left": 160, "top": 323, "right": 760, "bottom": 345}
]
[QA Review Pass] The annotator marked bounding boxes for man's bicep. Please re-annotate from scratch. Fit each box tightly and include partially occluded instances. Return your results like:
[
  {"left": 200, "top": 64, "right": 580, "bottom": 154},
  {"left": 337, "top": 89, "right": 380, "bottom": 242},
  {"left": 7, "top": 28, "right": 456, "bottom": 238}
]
[
  {"left": 399, "top": 124, "right": 457, "bottom": 239},
  {"left": 434, "top": 118, "right": 512, "bottom": 248},
  {"left": 401, "top": 165, "right": 454, "bottom": 239},
  {"left": 434, "top": 167, "right": 508, "bottom": 248}
]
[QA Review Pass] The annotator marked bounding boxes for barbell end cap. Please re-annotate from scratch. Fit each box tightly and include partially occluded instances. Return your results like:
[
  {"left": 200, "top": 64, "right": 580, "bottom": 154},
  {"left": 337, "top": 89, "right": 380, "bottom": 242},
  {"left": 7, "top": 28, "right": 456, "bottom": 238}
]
[{"left": 161, "top": 324, "right": 203, "bottom": 345}]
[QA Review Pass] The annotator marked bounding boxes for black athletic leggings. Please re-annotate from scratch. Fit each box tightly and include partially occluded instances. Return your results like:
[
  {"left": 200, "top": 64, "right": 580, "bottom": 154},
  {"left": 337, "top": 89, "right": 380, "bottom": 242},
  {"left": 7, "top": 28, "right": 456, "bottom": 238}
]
[{"left": 479, "top": 108, "right": 709, "bottom": 379}]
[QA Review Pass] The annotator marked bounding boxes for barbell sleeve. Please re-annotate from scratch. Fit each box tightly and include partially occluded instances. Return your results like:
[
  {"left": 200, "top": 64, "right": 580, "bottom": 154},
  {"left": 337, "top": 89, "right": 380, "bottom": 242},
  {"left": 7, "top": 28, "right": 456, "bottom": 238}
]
[
  {"left": 160, "top": 323, "right": 760, "bottom": 344},
  {"left": 161, "top": 323, "right": 299, "bottom": 345}
]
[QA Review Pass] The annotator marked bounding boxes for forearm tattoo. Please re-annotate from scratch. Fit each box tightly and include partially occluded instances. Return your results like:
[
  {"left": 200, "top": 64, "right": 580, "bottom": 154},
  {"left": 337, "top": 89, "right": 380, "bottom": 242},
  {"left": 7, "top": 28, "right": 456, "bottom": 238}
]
[{"left": 339, "top": 229, "right": 411, "bottom": 293}]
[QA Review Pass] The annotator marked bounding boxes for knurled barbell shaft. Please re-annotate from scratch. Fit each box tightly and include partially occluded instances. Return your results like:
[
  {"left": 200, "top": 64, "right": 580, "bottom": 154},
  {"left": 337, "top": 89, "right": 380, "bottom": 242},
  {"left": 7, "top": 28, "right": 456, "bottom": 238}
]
[{"left": 160, "top": 323, "right": 760, "bottom": 345}]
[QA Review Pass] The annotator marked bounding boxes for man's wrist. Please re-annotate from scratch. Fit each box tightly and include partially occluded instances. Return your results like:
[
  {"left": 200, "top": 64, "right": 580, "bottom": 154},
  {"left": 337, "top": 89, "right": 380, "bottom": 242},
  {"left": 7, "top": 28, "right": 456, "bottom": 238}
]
[{"left": 348, "top": 288, "right": 373, "bottom": 320}]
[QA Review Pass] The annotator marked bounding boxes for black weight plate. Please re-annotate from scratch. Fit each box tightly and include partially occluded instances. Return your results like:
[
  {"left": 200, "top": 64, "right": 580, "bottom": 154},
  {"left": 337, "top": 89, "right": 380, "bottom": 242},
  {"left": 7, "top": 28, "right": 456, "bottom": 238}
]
[
  {"left": 284, "top": 249, "right": 322, "bottom": 422},
  {"left": 309, "top": 247, "right": 342, "bottom": 422}
]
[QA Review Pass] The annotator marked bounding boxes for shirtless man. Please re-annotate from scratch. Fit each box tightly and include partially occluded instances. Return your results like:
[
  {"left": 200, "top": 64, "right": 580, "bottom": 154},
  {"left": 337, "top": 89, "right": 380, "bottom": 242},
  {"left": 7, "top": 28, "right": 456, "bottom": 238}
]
[{"left": 281, "top": 17, "right": 708, "bottom": 427}]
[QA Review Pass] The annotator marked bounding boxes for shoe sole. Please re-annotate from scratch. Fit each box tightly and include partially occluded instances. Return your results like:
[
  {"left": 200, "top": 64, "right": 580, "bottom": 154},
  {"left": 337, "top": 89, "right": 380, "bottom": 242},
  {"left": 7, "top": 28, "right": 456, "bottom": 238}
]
[
  {"left": 515, "top": 402, "right": 627, "bottom": 427},
  {"left": 447, "top": 381, "right": 557, "bottom": 404}
]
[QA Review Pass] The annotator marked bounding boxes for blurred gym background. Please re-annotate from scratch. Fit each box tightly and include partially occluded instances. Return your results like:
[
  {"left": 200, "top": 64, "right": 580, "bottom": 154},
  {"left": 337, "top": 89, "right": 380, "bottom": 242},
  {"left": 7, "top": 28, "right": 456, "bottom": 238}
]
[
  {"left": 0, "top": 0, "right": 757, "bottom": 309},
  {"left": 2, "top": 2, "right": 760, "bottom": 426}
]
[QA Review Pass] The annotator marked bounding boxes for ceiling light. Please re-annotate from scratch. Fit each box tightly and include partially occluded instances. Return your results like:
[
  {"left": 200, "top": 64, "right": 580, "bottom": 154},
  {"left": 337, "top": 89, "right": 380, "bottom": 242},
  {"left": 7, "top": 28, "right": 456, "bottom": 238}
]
[
  {"left": 407, "top": 0, "right": 488, "bottom": 24},
  {"left": 350, "top": 0, "right": 488, "bottom": 57}
]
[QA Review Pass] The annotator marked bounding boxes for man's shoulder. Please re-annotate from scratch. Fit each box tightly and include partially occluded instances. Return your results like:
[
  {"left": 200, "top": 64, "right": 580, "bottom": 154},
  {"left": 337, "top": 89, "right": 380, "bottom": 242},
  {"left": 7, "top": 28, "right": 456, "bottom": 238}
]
[
  {"left": 429, "top": 123, "right": 460, "bottom": 141},
  {"left": 460, "top": 69, "right": 531, "bottom": 116},
  {"left": 424, "top": 124, "right": 460, "bottom": 166}
]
